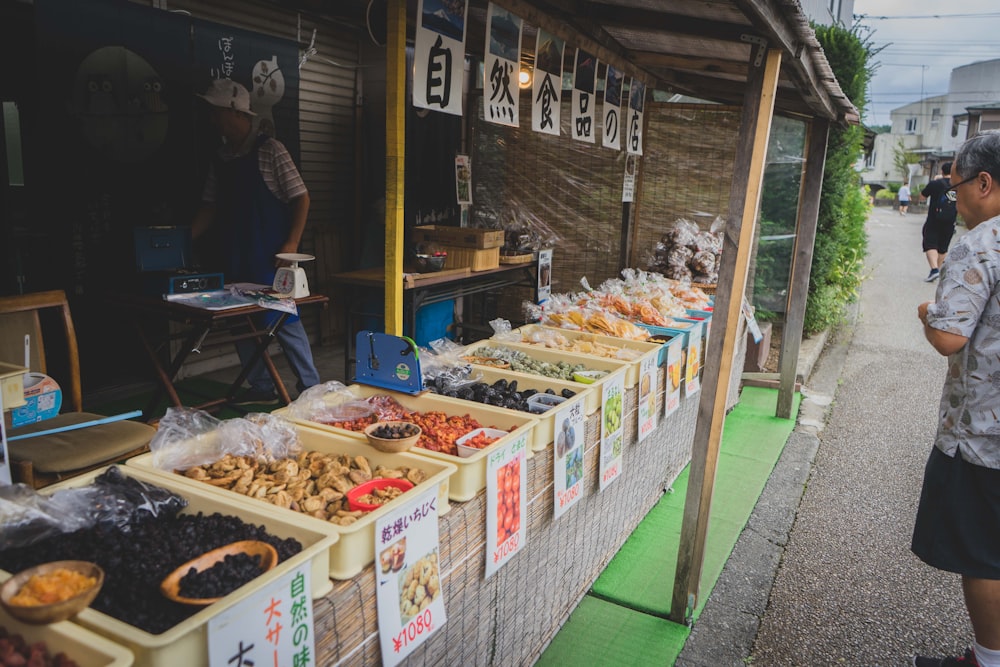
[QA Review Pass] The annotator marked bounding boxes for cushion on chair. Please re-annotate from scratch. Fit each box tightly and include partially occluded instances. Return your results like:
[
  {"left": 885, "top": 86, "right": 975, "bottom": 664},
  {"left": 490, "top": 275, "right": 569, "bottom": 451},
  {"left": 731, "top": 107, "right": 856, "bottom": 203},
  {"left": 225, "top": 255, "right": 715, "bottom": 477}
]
[{"left": 7, "top": 412, "right": 155, "bottom": 473}]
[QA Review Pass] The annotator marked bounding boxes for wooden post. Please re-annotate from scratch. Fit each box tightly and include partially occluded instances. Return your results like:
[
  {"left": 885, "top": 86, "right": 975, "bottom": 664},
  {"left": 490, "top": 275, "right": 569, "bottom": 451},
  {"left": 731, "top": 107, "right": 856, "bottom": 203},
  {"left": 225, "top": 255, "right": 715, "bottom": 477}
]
[
  {"left": 777, "top": 118, "right": 830, "bottom": 418},
  {"left": 383, "top": 0, "right": 406, "bottom": 336},
  {"left": 669, "top": 46, "right": 782, "bottom": 625}
]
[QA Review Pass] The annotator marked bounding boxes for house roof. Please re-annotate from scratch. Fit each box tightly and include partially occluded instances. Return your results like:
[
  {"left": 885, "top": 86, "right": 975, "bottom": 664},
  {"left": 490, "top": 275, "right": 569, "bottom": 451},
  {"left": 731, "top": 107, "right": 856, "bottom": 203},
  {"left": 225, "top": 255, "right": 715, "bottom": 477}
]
[
  {"left": 965, "top": 101, "right": 1000, "bottom": 111},
  {"left": 298, "top": 0, "right": 860, "bottom": 124}
]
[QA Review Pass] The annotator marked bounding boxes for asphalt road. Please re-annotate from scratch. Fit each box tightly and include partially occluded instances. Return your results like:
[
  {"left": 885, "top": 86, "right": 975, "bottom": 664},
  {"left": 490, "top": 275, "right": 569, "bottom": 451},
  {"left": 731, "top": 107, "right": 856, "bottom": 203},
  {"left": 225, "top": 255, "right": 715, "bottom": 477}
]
[{"left": 679, "top": 205, "right": 975, "bottom": 666}]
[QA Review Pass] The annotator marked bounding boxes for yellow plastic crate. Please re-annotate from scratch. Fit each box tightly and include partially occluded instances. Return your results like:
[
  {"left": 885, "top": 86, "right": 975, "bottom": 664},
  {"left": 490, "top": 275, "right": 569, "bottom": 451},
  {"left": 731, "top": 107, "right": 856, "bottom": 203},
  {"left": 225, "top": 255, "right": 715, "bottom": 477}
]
[
  {"left": 128, "top": 424, "right": 455, "bottom": 580},
  {"left": 2, "top": 465, "right": 338, "bottom": 667},
  {"left": 274, "top": 386, "right": 538, "bottom": 503},
  {"left": 0, "top": 607, "right": 134, "bottom": 667}
]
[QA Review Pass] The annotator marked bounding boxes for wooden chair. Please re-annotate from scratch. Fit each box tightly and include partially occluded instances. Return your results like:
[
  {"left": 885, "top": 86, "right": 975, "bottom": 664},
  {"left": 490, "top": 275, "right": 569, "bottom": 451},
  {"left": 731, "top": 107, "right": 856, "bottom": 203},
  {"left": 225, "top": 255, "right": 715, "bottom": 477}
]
[{"left": 0, "top": 290, "right": 155, "bottom": 488}]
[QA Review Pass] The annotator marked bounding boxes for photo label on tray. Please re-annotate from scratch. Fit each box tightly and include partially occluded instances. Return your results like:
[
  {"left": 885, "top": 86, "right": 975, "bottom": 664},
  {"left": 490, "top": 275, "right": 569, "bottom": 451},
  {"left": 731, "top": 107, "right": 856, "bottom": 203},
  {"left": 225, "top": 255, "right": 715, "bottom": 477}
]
[
  {"left": 599, "top": 370, "right": 627, "bottom": 491},
  {"left": 637, "top": 353, "right": 658, "bottom": 441},
  {"left": 375, "top": 485, "right": 446, "bottom": 666},
  {"left": 553, "top": 398, "right": 585, "bottom": 520},
  {"left": 665, "top": 337, "right": 684, "bottom": 417},
  {"left": 207, "top": 563, "right": 314, "bottom": 667},
  {"left": 485, "top": 432, "right": 529, "bottom": 578}
]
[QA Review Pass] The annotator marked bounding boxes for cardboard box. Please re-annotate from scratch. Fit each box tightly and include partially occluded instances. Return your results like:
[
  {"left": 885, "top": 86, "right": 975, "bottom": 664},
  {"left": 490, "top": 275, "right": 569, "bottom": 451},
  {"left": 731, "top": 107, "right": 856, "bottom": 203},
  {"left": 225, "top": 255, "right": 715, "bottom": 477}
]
[
  {"left": 0, "top": 362, "right": 27, "bottom": 410},
  {"left": 414, "top": 225, "right": 504, "bottom": 249},
  {"left": 443, "top": 245, "right": 500, "bottom": 271}
]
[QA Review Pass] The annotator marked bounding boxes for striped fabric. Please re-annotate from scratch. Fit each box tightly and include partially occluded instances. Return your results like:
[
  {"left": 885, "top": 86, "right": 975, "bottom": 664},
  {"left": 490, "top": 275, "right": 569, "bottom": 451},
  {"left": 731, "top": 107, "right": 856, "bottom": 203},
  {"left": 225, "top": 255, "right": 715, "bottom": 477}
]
[{"left": 202, "top": 134, "right": 307, "bottom": 204}]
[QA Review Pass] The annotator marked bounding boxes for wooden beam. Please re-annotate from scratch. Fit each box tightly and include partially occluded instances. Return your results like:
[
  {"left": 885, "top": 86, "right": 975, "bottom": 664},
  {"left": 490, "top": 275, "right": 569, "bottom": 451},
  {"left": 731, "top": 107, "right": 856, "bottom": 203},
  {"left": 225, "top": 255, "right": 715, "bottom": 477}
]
[
  {"left": 384, "top": 0, "right": 405, "bottom": 336},
  {"left": 490, "top": 0, "right": 666, "bottom": 91},
  {"left": 669, "top": 45, "right": 782, "bottom": 625},
  {"left": 777, "top": 117, "right": 829, "bottom": 418},
  {"left": 631, "top": 52, "right": 751, "bottom": 78}
]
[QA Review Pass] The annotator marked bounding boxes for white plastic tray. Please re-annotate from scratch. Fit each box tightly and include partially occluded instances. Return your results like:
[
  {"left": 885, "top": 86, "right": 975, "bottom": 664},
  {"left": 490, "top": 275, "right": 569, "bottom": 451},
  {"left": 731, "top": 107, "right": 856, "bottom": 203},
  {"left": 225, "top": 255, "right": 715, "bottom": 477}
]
[{"left": 0, "top": 607, "right": 134, "bottom": 667}]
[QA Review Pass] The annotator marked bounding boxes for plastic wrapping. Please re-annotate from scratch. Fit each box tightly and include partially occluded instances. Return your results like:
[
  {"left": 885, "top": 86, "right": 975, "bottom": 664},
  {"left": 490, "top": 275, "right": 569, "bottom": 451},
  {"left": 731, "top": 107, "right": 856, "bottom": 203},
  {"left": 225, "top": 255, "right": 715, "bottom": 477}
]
[
  {"left": 648, "top": 217, "right": 724, "bottom": 283},
  {"left": 149, "top": 407, "right": 302, "bottom": 471},
  {"left": 421, "top": 338, "right": 483, "bottom": 393},
  {"left": 88, "top": 465, "right": 188, "bottom": 531}
]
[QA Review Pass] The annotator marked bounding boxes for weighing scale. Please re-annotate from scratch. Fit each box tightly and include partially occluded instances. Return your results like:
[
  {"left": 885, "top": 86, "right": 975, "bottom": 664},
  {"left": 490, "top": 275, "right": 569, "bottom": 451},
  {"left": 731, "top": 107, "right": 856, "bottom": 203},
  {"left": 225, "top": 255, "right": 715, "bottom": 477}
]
[
  {"left": 354, "top": 331, "right": 424, "bottom": 394},
  {"left": 273, "top": 253, "right": 315, "bottom": 298}
]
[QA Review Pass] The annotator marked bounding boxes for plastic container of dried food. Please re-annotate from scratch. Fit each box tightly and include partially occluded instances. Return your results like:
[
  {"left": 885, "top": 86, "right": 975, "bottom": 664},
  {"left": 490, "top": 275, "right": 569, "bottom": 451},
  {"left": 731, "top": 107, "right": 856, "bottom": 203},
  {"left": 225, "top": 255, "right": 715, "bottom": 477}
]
[
  {"left": 0, "top": 606, "right": 134, "bottom": 666},
  {"left": 1, "top": 465, "right": 338, "bottom": 667},
  {"left": 128, "top": 424, "right": 455, "bottom": 580},
  {"left": 274, "top": 386, "right": 537, "bottom": 502},
  {"left": 513, "top": 323, "right": 666, "bottom": 366},
  {"left": 426, "top": 366, "right": 589, "bottom": 451}
]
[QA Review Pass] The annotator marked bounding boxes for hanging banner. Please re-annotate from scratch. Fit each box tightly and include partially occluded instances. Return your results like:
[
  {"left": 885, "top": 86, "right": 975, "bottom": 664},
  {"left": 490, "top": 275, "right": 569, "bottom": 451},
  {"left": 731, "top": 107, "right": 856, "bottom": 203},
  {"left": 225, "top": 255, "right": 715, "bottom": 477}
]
[
  {"left": 664, "top": 336, "right": 684, "bottom": 418},
  {"left": 553, "top": 398, "right": 585, "bottom": 519},
  {"left": 571, "top": 49, "right": 597, "bottom": 143},
  {"left": 375, "top": 486, "right": 445, "bottom": 666},
  {"left": 637, "top": 353, "right": 657, "bottom": 441},
  {"left": 602, "top": 64, "right": 624, "bottom": 150},
  {"left": 537, "top": 248, "right": 553, "bottom": 302},
  {"left": 599, "top": 370, "right": 627, "bottom": 490},
  {"left": 484, "top": 3, "right": 522, "bottom": 127},
  {"left": 207, "top": 565, "right": 314, "bottom": 667},
  {"left": 455, "top": 154, "right": 472, "bottom": 205},
  {"left": 626, "top": 78, "right": 646, "bottom": 156},
  {"left": 531, "top": 29, "right": 564, "bottom": 136},
  {"left": 485, "top": 432, "right": 529, "bottom": 577},
  {"left": 413, "top": 0, "right": 469, "bottom": 116}
]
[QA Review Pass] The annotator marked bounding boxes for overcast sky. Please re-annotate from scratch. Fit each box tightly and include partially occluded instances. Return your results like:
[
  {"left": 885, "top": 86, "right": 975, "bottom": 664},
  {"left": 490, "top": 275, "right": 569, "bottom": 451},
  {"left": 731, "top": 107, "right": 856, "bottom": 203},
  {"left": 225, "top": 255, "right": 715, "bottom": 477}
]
[{"left": 852, "top": 0, "right": 1000, "bottom": 127}]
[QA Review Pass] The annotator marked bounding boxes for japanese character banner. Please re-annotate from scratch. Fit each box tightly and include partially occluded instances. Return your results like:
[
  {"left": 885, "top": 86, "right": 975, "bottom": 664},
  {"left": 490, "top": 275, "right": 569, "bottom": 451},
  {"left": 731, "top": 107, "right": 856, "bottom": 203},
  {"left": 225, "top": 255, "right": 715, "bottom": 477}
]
[
  {"left": 602, "top": 64, "right": 624, "bottom": 150},
  {"left": 484, "top": 3, "right": 523, "bottom": 127},
  {"left": 207, "top": 564, "right": 314, "bottom": 667},
  {"left": 626, "top": 78, "right": 646, "bottom": 156},
  {"left": 571, "top": 49, "right": 597, "bottom": 143},
  {"left": 376, "top": 486, "right": 446, "bottom": 666},
  {"left": 531, "top": 29, "right": 564, "bottom": 136},
  {"left": 413, "top": 0, "right": 469, "bottom": 116}
]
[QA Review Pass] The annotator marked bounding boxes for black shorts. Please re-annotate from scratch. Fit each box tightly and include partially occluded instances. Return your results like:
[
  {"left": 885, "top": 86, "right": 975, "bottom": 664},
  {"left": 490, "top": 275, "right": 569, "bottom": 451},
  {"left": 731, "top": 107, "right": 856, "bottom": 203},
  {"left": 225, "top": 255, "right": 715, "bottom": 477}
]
[
  {"left": 922, "top": 220, "right": 956, "bottom": 253},
  {"left": 911, "top": 446, "right": 1000, "bottom": 579}
]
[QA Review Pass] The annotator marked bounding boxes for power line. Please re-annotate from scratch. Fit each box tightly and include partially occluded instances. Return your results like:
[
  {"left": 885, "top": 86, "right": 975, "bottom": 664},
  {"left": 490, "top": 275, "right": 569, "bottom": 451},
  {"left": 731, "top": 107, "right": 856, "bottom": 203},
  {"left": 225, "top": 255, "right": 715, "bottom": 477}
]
[{"left": 856, "top": 12, "right": 1000, "bottom": 20}]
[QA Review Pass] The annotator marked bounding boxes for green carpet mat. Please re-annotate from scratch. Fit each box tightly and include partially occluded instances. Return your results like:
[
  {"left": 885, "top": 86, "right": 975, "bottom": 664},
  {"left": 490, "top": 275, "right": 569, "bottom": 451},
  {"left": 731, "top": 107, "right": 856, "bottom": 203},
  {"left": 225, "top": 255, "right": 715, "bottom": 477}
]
[
  {"left": 536, "top": 596, "right": 689, "bottom": 667},
  {"left": 89, "top": 377, "right": 277, "bottom": 421},
  {"left": 537, "top": 386, "right": 801, "bottom": 665}
]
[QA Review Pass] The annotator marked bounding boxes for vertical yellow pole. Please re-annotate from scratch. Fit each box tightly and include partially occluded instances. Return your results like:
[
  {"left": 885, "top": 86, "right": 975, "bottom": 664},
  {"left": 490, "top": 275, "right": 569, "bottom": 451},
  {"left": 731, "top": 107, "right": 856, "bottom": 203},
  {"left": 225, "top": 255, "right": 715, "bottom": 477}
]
[{"left": 384, "top": 0, "right": 406, "bottom": 336}]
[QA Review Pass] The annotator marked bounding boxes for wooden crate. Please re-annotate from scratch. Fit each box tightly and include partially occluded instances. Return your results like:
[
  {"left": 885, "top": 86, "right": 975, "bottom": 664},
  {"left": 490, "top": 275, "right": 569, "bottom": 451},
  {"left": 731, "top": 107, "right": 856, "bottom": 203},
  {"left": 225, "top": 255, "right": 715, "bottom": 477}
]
[{"left": 443, "top": 245, "right": 500, "bottom": 271}]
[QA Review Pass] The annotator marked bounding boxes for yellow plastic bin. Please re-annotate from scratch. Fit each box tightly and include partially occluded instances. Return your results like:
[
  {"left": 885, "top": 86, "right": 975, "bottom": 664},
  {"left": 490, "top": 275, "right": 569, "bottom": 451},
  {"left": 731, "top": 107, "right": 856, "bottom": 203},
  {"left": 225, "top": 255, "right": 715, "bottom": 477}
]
[
  {"left": 0, "top": 607, "right": 134, "bottom": 667},
  {"left": 2, "top": 465, "right": 339, "bottom": 667},
  {"left": 127, "top": 424, "right": 455, "bottom": 580},
  {"left": 274, "top": 386, "right": 537, "bottom": 502}
]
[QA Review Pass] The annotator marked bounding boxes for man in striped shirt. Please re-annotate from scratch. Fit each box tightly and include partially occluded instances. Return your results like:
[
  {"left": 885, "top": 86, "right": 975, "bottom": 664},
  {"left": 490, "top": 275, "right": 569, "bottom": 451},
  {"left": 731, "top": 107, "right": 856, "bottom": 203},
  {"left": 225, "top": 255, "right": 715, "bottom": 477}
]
[{"left": 192, "top": 79, "right": 320, "bottom": 404}]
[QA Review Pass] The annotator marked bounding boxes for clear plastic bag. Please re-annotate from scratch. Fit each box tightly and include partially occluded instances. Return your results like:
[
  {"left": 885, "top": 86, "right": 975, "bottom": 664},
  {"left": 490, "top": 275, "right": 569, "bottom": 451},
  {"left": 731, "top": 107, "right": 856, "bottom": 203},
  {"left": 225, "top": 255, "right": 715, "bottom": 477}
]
[
  {"left": 284, "top": 380, "right": 373, "bottom": 424},
  {"left": 87, "top": 465, "right": 188, "bottom": 531},
  {"left": 488, "top": 317, "right": 520, "bottom": 343}
]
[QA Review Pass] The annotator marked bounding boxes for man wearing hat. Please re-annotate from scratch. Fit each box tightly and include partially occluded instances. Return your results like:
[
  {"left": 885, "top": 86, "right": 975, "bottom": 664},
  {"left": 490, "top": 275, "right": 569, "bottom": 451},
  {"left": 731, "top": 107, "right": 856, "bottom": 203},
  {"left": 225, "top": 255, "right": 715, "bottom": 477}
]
[{"left": 192, "top": 79, "right": 320, "bottom": 404}]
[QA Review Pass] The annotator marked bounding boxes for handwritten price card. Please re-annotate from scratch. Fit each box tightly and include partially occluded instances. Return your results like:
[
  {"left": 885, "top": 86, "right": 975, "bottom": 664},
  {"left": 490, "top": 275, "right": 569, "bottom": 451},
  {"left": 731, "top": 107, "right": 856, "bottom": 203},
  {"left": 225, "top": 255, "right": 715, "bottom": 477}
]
[
  {"left": 374, "top": 486, "right": 445, "bottom": 666},
  {"left": 553, "top": 398, "right": 585, "bottom": 520},
  {"left": 599, "top": 370, "right": 626, "bottom": 491},
  {"left": 664, "top": 336, "right": 684, "bottom": 418},
  {"left": 486, "top": 432, "right": 529, "bottom": 578},
  {"left": 0, "top": 392, "right": 10, "bottom": 485},
  {"left": 207, "top": 564, "right": 314, "bottom": 667},
  {"left": 375, "top": 485, "right": 445, "bottom": 667},
  {"left": 684, "top": 321, "right": 705, "bottom": 397},
  {"left": 636, "top": 353, "right": 657, "bottom": 442}
]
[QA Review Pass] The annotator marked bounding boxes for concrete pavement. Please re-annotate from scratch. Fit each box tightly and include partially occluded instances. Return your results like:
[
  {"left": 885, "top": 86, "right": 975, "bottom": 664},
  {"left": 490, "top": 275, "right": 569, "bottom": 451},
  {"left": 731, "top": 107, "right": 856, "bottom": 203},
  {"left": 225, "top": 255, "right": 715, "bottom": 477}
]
[{"left": 678, "top": 206, "right": 972, "bottom": 665}]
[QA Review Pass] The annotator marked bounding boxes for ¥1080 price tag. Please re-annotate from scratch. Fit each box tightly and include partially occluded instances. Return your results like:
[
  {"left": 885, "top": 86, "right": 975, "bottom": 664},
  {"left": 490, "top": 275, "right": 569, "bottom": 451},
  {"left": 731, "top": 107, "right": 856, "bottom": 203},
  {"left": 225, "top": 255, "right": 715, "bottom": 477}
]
[{"left": 393, "top": 608, "right": 435, "bottom": 652}]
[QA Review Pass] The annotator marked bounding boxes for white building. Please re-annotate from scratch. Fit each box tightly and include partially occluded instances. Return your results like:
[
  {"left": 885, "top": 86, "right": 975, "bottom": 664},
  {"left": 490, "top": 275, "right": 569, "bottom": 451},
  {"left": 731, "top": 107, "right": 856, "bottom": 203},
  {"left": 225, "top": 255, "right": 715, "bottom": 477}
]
[
  {"left": 862, "top": 58, "right": 1000, "bottom": 191},
  {"left": 799, "top": 0, "right": 855, "bottom": 27}
]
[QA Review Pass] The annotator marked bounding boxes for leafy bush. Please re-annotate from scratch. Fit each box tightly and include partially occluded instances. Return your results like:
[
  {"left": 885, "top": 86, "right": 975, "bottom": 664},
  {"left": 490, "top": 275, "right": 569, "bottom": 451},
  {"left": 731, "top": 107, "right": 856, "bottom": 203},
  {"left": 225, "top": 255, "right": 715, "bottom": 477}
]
[
  {"left": 805, "top": 22, "right": 877, "bottom": 335},
  {"left": 875, "top": 188, "right": 896, "bottom": 200}
]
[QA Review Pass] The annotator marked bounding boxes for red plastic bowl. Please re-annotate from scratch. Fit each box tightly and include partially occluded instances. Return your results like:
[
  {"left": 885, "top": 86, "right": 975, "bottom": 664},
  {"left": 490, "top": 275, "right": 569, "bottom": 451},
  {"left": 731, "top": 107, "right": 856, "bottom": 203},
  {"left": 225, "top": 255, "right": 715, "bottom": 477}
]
[{"left": 346, "top": 478, "right": 415, "bottom": 512}]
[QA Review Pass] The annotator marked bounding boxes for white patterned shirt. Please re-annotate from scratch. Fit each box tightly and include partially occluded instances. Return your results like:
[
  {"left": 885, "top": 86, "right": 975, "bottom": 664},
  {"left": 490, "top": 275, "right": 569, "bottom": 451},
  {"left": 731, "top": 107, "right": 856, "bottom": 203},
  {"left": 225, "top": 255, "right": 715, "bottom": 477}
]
[{"left": 926, "top": 213, "right": 1000, "bottom": 468}]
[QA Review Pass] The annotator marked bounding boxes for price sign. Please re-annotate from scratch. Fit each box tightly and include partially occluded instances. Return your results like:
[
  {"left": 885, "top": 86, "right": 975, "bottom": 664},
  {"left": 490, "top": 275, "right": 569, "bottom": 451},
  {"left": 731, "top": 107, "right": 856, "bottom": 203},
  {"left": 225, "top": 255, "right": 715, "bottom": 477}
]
[
  {"left": 486, "top": 433, "right": 529, "bottom": 578},
  {"left": 599, "top": 370, "right": 626, "bottom": 490},
  {"left": 684, "top": 321, "right": 704, "bottom": 397},
  {"left": 375, "top": 486, "right": 445, "bottom": 666},
  {"left": 636, "top": 354, "right": 657, "bottom": 441},
  {"left": 553, "top": 398, "right": 585, "bottom": 519},
  {"left": 208, "top": 564, "right": 314, "bottom": 667},
  {"left": 0, "top": 393, "right": 10, "bottom": 485},
  {"left": 663, "top": 337, "right": 684, "bottom": 418}
]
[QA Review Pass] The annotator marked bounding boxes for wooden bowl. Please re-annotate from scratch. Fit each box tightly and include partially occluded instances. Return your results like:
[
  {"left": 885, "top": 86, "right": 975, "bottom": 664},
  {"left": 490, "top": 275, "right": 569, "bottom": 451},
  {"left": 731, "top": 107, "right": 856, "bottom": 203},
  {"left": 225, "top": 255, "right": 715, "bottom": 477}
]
[
  {"left": 364, "top": 421, "right": 421, "bottom": 453},
  {"left": 347, "top": 478, "right": 415, "bottom": 512},
  {"left": 159, "top": 540, "right": 278, "bottom": 606},
  {"left": 0, "top": 560, "right": 104, "bottom": 625}
]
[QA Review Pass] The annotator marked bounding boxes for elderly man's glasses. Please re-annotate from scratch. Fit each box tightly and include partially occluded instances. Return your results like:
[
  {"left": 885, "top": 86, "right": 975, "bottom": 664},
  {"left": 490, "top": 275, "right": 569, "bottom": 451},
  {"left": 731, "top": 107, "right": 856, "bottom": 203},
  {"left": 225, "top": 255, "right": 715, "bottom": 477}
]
[{"left": 946, "top": 174, "right": 979, "bottom": 201}]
